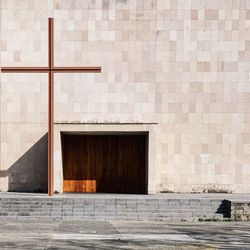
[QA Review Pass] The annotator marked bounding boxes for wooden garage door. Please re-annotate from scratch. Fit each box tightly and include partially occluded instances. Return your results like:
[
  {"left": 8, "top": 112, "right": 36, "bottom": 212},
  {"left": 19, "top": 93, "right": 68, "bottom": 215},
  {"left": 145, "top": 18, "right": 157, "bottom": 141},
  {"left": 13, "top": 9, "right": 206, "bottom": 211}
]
[{"left": 62, "top": 133, "right": 148, "bottom": 194}]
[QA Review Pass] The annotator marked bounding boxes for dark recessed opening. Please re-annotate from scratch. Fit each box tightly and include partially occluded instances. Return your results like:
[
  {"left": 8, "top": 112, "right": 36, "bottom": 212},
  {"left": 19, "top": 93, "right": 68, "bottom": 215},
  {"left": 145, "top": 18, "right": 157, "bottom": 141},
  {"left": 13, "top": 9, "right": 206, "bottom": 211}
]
[{"left": 61, "top": 132, "right": 148, "bottom": 194}]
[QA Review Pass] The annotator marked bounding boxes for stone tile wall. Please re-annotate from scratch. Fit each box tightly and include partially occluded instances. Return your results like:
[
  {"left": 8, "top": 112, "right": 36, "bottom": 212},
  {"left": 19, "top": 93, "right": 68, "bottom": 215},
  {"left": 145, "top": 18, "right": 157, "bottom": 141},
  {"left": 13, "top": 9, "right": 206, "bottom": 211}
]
[{"left": 1, "top": 0, "right": 250, "bottom": 193}]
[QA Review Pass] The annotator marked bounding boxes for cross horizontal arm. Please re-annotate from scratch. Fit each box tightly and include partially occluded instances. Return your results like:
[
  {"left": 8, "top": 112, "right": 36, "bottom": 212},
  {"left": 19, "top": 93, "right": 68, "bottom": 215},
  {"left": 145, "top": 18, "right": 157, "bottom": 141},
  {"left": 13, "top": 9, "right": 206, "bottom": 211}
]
[
  {"left": 1, "top": 66, "right": 102, "bottom": 73},
  {"left": 1, "top": 67, "right": 49, "bottom": 73},
  {"left": 53, "top": 66, "right": 101, "bottom": 73}
]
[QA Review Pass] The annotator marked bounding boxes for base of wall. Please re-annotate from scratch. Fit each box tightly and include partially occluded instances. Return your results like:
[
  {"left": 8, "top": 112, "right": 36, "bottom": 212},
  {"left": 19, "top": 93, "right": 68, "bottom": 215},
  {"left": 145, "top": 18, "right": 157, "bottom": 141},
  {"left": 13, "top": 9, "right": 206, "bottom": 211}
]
[{"left": 159, "top": 183, "right": 250, "bottom": 194}]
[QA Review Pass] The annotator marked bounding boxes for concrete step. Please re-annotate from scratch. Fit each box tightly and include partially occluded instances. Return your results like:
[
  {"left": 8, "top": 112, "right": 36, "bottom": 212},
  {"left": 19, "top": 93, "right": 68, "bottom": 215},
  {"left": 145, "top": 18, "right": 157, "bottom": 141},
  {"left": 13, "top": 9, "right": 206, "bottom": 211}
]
[{"left": 0, "top": 196, "right": 230, "bottom": 221}]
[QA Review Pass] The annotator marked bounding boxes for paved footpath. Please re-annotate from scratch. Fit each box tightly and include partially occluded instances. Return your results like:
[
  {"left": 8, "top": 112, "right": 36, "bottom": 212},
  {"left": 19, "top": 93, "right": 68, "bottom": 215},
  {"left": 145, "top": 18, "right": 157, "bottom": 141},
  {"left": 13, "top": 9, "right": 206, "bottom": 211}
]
[{"left": 0, "top": 221, "right": 249, "bottom": 249}]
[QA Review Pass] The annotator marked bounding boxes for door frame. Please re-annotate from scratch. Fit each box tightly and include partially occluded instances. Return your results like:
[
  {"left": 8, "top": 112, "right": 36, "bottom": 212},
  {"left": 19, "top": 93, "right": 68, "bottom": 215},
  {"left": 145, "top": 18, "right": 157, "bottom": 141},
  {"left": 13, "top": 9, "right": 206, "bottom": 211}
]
[{"left": 54, "top": 123, "right": 159, "bottom": 194}]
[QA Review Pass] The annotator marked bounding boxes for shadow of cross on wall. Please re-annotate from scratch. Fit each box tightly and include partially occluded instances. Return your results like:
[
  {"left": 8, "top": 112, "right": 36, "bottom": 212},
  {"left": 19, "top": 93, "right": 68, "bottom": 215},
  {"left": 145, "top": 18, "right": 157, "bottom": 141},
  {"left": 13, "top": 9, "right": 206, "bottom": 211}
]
[{"left": 0, "top": 134, "right": 48, "bottom": 193}]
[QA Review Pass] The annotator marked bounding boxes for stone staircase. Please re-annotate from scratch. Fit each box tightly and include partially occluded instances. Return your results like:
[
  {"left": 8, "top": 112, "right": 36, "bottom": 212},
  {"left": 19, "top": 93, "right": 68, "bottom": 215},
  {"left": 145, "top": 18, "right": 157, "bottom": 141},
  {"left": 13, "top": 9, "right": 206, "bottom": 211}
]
[{"left": 0, "top": 196, "right": 230, "bottom": 221}]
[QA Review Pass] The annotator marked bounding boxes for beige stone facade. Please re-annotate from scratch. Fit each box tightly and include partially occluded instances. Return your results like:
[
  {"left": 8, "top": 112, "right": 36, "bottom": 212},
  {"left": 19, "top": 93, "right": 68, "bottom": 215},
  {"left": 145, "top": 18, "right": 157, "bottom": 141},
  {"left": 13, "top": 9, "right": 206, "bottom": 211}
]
[{"left": 1, "top": 0, "right": 250, "bottom": 193}]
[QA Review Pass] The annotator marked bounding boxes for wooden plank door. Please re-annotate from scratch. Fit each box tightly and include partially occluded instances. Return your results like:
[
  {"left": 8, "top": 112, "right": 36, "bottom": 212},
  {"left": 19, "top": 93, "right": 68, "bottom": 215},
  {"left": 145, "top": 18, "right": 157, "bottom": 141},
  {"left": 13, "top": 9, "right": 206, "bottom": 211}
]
[{"left": 62, "top": 133, "right": 148, "bottom": 194}]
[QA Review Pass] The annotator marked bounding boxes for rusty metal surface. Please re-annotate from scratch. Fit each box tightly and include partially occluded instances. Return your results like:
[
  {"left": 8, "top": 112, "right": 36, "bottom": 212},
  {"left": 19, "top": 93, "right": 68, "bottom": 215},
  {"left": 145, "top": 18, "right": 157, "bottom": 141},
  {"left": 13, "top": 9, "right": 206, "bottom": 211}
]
[
  {"left": 48, "top": 18, "right": 54, "bottom": 197},
  {"left": 1, "top": 67, "right": 49, "bottom": 72},
  {"left": 53, "top": 67, "right": 101, "bottom": 72}
]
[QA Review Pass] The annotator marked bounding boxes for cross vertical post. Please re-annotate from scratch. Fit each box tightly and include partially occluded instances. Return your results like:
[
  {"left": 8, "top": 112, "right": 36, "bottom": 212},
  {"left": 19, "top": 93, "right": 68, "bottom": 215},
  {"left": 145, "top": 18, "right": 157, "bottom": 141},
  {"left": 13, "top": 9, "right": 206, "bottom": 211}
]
[{"left": 48, "top": 18, "right": 54, "bottom": 196}]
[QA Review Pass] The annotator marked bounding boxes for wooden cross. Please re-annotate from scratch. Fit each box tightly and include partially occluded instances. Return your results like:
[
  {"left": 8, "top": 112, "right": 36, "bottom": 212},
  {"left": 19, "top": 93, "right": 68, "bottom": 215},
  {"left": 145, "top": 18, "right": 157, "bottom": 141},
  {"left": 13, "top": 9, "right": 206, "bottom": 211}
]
[{"left": 1, "top": 18, "right": 102, "bottom": 196}]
